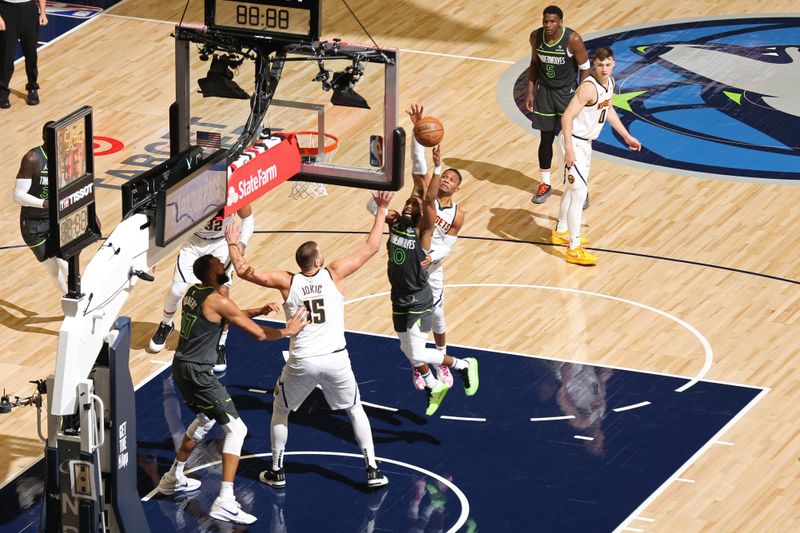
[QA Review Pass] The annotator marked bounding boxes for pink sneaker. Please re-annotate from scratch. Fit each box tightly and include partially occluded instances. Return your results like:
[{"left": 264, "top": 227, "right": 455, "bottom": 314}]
[
  {"left": 436, "top": 365, "right": 454, "bottom": 388},
  {"left": 412, "top": 367, "right": 425, "bottom": 391}
]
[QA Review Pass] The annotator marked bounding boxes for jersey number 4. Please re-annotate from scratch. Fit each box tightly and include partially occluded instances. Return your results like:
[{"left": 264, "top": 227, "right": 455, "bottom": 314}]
[{"left": 303, "top": 299, "right": 326, "bottom": 324}]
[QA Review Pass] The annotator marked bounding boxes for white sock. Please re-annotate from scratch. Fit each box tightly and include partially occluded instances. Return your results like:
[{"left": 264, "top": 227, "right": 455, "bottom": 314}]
[
  {"left": 219, "top": 481, "right": 234, "bottom": 501},
  {"left": 346, "top": 404, "right": 377, "bottom": 469},
  {"left": 271, "top": 403, "right": 289, "bottom": 470},
  {"left": 421, "top": 369, "right": 438, "bottom": 388},
  {"left": 170, "top": 459, "right": 185, "bottom": 478},
  {"left": 451, "top": 358, "right": 469, "bottom": 371},
  {"left": 557, "top": 184, "right": 571, "bottom": 233},
  {"left": 568, "top": 187, "right": 587, "bottom": 249},
  {"left": 162, "top": 312, "right": 176, "bottom": 326},
  {"left": 436, "top": 345, "right": 446, "bottom": 353},
  {"left": 540, "top": 169, "right": 551, "bottom": 186},
  {"left": 272, "top": 448, "right": 284, "bottom": 470}
]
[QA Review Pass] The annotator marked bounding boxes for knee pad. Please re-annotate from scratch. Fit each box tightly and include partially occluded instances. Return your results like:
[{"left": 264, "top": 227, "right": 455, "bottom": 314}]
[
  {"left": 432, "top": 306, "right": 446, "bottom": 335},
  {"left": 186, "top": 413, "right": 215, "bottom": 442},
  {"left": 398, "top": 329, "right": 427, "bottom": 366},
  {"left": 166, "top": 281, "right": 188, "bottom": 312},
  {"left": 221, "top": 415, "right": 248, "bottom": 456}
]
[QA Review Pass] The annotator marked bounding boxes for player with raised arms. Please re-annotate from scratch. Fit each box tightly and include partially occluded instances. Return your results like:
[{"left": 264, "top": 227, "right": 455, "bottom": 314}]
[
  {"left": 386, "top": 110, "right": 479, "bottom": 415},
  {"left": 224, "top": 191, "right": 395, "bottom": 489},
  {"left": 406, "top": 104, "right": 466, "bottom": 391}
]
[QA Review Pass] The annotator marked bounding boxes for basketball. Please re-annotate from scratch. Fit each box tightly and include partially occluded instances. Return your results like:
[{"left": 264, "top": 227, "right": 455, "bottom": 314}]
[{"left": 413, "top": 116, "right": 444, "bottom": 147}]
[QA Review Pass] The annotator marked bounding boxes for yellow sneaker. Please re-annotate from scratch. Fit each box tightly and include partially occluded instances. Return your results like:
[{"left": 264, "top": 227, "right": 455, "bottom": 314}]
[
  {"left": 551, "top": 230, "right": 588, "bottom": 246},
  {"left": 565, "top": 246, "right": 597, "bottom": 266}
]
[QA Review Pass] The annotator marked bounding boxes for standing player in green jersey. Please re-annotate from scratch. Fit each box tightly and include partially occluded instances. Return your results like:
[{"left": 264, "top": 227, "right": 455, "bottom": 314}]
[{"left": 526, "top": 5, "right": 590, "bottom": 206}]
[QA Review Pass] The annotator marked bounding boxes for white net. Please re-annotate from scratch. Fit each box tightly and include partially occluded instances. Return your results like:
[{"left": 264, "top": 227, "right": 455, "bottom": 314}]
[{"left": 288, "top": 131, "right": 339, "bottom": 200}]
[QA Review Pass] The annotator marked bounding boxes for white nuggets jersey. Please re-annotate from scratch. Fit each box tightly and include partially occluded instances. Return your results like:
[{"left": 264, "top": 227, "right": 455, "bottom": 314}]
[
  {"left": 284, "top": 268, "right": 345, "bottom": 358},
  {"left": 193, "top": 209, "right": 232, "bottom": 240},
  {"left": 572, "top": 76, "right": 614, "bottom": 141},
  {"left": 429, "top": 199, "right": 458, "bottom": 272}
]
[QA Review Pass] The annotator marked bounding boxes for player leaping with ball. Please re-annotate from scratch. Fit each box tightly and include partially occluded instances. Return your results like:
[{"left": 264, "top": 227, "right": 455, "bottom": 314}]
[
  {"left": 554, "top": 46, "right": 641, "bottom": 266},
  {"left": 384, "top": 105, "right": 478, "bottom": 416}
]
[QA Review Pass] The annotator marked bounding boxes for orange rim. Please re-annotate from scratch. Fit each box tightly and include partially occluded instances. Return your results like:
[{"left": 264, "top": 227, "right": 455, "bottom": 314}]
[{"left": 285, "top": 131, "right": 339, "bottom": 155}]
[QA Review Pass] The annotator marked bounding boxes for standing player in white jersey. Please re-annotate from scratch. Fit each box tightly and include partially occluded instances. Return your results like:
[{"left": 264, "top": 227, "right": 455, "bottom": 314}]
[
  {"left": 554, "top": 46, "right": 641, "bottom": 265},
  {"left": 148, "top": 205, "right": 255, "bottom": 372},
  {"left": 224, "top": 192, "right": 394, "bottom": 489},
  {"left": 407, "top": 104, "right": 466, "bottom": 390}
]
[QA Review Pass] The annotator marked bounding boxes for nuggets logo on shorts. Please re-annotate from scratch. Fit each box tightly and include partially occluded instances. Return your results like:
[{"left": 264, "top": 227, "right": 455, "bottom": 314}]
[
  {"left": 501, "top": 16, "right": 800, "bottom": 183},
  {"left": 567, "top": 174, "right": 575, "bottom": 184}
]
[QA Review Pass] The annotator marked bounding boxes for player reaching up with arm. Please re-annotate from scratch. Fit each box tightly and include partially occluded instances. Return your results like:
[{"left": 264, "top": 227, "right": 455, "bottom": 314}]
[
  {"left": 225, "top": 192, "right": 396, "bottom": 489},
  {"left": 384, "top": 104, "right": 479, "bottom": 417},
  {"left": 556, "top": 46, "right": 641, "bottom": 266},
  {"left": 407, "top": 104, "right": 467, "bottom": 389},
  {"left": 148, "top": 204, "right": 255, "bottom": 376}
]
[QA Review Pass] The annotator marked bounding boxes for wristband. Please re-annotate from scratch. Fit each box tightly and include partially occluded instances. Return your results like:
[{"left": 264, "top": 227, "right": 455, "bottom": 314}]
[{"left": 433, "top": 165, "right": 443, "bottom": 175}]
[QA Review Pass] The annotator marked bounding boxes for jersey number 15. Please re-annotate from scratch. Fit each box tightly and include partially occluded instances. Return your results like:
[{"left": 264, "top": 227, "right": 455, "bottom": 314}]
[{"left": 303, "top": 299, "right": 326, "bottom": 324}]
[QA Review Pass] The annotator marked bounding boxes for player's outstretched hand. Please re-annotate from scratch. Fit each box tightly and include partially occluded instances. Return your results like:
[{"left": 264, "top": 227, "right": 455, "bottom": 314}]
[
  {"left": 372, "top": 191, "right": 393, "bottom": 212},
  {"left": 432, "top": 145, "right": 441, "bottom": 168},
  {"left": 260, "top": 302, "right": 282, "bottom": 316},
  {"left": 285, "top": 306, "right": 309, "bottom": 335},
  {"left": 225, "top": 219, "right": 241, "bottom": 245},
  {"left": 407, "top": 104, "right": 424, "bottom": 125}
]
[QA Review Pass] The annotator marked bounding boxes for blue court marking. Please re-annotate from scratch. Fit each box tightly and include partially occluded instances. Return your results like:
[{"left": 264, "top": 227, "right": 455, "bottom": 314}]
[
  {"left": 498, "top": 16, "right": 800, "bottom": 183},
  {"left": 0, "top": 322, "right": 764, "bottom": 532}
]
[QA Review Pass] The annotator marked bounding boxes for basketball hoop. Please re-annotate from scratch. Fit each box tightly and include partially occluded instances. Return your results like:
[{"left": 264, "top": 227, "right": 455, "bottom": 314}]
[{"left": 286, "top": 131, "right": 339, "bottom": 199}]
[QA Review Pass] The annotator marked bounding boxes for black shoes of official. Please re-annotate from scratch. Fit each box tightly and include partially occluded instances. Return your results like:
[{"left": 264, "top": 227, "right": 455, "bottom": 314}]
[{"left": 26, "top": 89, "right": 39, "bottom": 106}]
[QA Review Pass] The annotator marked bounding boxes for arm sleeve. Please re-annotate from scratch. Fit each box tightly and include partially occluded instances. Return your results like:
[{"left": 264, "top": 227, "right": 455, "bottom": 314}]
[
  {"left": 429, "top": 234, "right": 457, "bottom": 262},
  {"left": 238, "top": 214, "right": 255, "bottom": 247},
  {"left": 411, "top": 136, "right": 427, "bottom": 175},
  {"left": 13, "top": 179, "right": 45, "bottom": 208}
]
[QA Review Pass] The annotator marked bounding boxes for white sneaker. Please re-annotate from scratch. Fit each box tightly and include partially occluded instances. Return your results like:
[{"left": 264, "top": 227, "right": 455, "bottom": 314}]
[
  {"left": 210, "top": 496, "right": 257, "bottom": 524},
  {"left": 157, "top": 471, "right": 201, "bottom": 495},
  {"left": 412, "top": 367, "right": 425, "bottom": 391},
  {"left": 436, "top": 364, "right": 454, "bottom": 388}
]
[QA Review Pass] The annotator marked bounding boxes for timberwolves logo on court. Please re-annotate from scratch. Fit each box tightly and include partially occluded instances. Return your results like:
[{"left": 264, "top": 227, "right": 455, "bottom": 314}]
[{"left": 497, "top": 16, "right": 800, "bottom": 182}]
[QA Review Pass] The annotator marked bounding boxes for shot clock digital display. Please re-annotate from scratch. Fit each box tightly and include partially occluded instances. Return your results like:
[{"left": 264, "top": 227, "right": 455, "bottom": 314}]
[
  {"left": 205, "top": 0, "right": 321, "bottom": 42},
  {"left": 59, "top": 206, "right": 90, "bottom": 249}
]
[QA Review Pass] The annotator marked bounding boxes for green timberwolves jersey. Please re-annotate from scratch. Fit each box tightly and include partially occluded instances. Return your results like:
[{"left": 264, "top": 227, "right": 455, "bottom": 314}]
[
  {"left": 387, "top": 221, "right": 433, "bottom": 311},
  {"left": 21, "top": 146, "right": 49, "bottom": 220},
  {"left": 174, "top": 285, "right": 224, "bottom": 365},
  {"left": 535, "top": 27, "right": 578, "bottom": 89}
]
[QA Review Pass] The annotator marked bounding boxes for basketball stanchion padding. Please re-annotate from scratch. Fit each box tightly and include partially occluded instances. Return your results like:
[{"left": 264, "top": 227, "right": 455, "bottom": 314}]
[
  {"left": 286, "top": 131, "right": 340, "bottom": 200},
  {"left": 224, "top": 135, "right": 302, "bottom": 216}
]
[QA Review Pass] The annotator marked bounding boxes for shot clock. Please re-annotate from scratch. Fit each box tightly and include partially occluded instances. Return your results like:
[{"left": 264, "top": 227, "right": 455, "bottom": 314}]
[
  {"left": 45, "top": 106, "right": 101, "bottom": 259},
  {"left": 204, "top": 0, "right": 321, "bottom": 42}
]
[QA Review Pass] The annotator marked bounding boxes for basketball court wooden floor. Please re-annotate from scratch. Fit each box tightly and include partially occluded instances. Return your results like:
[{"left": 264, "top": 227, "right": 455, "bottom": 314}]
[{"left": 1, "top": 1, "right": 799, "bottom": 531}]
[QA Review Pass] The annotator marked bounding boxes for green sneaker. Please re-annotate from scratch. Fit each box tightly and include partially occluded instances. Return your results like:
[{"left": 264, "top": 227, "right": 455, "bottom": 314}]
[
  {"left": 425, "top": 381, "right": 448, "bottom": 416},
  {"left": 457, "top": 358, "right": 479, "bottom": 396}
]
